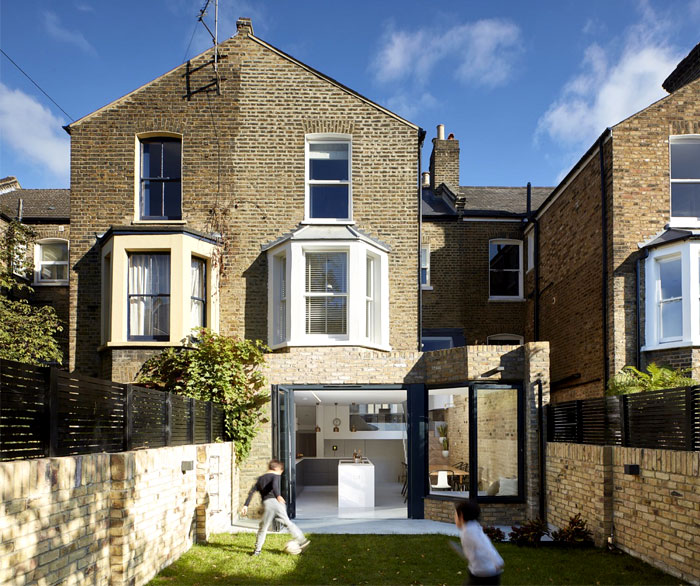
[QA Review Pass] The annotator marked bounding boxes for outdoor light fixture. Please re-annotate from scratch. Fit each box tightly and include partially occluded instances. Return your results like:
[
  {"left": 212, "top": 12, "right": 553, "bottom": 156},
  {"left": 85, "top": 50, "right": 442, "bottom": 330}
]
[
  {"left": 315, "top": 402, "right": 321, "bottom": 432},
  {"left": 333, "top": 402, "right": 340, "bottom": 432}
]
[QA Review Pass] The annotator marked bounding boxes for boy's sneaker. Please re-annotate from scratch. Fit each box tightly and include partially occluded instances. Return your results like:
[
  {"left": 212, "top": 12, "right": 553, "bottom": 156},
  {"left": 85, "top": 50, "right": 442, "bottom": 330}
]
[
  {"left": 250, "top": 550, "right": 261, "bottom": 557},
  {"left": 299, "top": 539, "right": 310, "bottom": 552}
]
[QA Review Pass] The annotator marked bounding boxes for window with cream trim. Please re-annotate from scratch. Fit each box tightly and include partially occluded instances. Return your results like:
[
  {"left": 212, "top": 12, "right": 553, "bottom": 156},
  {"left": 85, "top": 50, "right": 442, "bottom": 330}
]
[
  {"left": 139, "top": 137, "right": 182, "bottom": 220},
  {"left": 34, "top": 239, "right": 68, "bottom": 284}
]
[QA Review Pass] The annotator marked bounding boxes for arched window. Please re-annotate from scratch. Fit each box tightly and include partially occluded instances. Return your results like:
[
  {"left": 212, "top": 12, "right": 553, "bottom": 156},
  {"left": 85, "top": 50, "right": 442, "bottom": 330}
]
[{"left": 34, "top": 239, "right": 69, "bottom": 284}]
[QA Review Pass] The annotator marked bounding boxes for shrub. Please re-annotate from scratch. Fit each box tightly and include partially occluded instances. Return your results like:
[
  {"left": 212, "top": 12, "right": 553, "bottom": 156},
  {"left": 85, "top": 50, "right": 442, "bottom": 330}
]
[
  {"left": 509, "top": 518, "right": 549, "bottom": 546},
  {"left": 137, "top": 329, "right": 269, "bottom": 462},
  {"left": 607, "top": 363, "right": 697, "bottom": 396},
  {"left": 551, "top": 513, "right": 594, "bottom": 547},
  {"left": 483, "top": 526, "right": 506, "bottom": 543}
]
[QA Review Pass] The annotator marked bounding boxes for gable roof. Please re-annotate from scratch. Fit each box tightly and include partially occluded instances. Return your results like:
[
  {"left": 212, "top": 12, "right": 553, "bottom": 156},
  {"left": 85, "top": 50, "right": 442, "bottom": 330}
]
[
  {"left": 66, "top": 21, "right": 420, "bottom": 133},
  {"left": 261, "top": 224, "right": 391, "bottom": 253},
  {"left": 0, "top": 188, "right": 70, "bottom": 221}
]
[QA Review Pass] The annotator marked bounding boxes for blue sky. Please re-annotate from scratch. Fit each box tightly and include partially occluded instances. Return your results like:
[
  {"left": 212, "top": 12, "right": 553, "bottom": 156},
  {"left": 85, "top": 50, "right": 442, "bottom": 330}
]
[{"left": 1, "top": 0, "right": 699, "bottom": 189}]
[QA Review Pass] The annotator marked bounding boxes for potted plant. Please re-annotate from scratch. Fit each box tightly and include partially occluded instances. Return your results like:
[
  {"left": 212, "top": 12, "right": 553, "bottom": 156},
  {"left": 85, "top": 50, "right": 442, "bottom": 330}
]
[
  {"left": 441, "top": 437, "right": 449, "bottom": 458},
  {"left": 437, "top": 423, "right": 447, "bottom": 443}
]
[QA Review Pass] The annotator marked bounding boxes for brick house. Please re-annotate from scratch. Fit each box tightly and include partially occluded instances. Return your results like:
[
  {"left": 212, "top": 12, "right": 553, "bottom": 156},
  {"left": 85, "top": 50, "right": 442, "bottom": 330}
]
[
  {"left": 0, "top": 176, "right": 71, "bottom": 361},
  {"left": 522, "top": 42, "right": 700, "bottom": 401},
  {"left": 61, "top": 18, "right": 547, "bottom": 523}
]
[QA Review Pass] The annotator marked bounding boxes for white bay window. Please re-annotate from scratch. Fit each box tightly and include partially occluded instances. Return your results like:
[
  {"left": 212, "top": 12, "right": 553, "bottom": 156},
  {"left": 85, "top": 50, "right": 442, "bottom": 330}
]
[
  {"left": 266, "top": 225, "right": 389, "bottom": 350},
  {"left": 644, "top": 240, "right": 700, "bottom": 350}
]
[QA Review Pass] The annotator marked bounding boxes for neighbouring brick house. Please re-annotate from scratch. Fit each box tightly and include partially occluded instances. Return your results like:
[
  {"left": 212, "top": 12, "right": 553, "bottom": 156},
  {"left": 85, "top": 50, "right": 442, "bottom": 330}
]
[
  {"left": 523, "top": 42, "right": 700, "bottom": 401},
  {"left": 0, "top": 176, "right": 71, "bottom": 361},
  {"left": 61, "top": 17, "right": 548, "bottom": 524}
]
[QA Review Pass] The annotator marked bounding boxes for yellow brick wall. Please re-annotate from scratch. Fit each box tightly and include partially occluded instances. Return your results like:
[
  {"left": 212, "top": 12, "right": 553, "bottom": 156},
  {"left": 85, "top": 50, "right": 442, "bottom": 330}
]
[
  {"left": 0, "top": 443, "right": 233, "bottom": 586},
  {"left": 546, "top": 443, "right": 700, "bottom": 584}
]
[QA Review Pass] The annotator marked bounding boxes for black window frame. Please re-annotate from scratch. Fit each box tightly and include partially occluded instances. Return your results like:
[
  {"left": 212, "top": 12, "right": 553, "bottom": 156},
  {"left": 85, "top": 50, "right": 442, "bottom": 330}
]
[{"left": 140, "top": 137, "right": 182, "bottom": 221}]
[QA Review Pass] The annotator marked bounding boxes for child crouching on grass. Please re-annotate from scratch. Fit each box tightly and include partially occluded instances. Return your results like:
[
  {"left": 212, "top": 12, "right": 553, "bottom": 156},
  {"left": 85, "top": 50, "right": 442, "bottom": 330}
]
[{"left": 454, "top": 500, "right": 504, "bottom": 585}]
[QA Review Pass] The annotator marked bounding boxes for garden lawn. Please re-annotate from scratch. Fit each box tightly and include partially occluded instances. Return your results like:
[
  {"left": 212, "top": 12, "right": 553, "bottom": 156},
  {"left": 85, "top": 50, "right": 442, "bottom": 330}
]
[{"left": 149, "top": 533, "right": 682, "bottom": 585}]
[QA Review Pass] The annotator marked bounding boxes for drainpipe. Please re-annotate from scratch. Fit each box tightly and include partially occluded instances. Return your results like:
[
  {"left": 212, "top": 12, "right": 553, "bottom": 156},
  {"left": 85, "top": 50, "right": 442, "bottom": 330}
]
[
  {"left": 527, "top": 182, "right": 540, "bottom": 341},
  {"left": 598, "top": 130, "right": 611, "bottom": 389},
  {"left": 418, "top": 128, "right": 426, "bottom": 352},
  {"left": 536, "top": 379, "right": 546, "bottom": 521},
  {"left": 636, "top": 249, "right": 650, "bottom": 370}
]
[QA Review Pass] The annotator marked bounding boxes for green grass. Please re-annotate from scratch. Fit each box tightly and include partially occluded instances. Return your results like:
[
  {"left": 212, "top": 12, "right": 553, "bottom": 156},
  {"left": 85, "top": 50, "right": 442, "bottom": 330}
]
[{"left": 149, "top": 533, "right": 683, "bottom": 585}]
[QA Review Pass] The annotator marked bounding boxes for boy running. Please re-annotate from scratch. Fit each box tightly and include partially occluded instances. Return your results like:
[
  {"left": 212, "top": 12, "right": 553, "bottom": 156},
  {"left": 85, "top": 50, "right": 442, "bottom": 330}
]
[
  {"left": 241, "top": 459, "right": 309, "bottom": 556},
  {"left": 454, "top": 500, "right": 504, "bottom": 585}
]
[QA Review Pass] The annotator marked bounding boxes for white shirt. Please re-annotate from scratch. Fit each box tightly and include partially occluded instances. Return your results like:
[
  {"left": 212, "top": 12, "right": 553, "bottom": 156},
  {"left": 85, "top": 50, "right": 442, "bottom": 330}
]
[{"left": 459, "top": 520, "right": 505, "bottom": 577}]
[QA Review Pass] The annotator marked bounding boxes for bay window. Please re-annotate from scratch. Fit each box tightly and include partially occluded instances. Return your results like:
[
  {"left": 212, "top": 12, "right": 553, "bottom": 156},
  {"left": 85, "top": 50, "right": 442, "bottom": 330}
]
[
  {"left": 128, "top": 253, "right": 170, "bottom": 340},
  {"left": 191, "top": 257, "right": 206, "bottom": 330},
  {"left": 644, "top": 240, "right": 700, "bottom": 350},
  {"left": 305, "top": 135, "right": 351, "bottom": 222},
  {"left": 265, "top": 225, "right": 389, "bottom": 350}
]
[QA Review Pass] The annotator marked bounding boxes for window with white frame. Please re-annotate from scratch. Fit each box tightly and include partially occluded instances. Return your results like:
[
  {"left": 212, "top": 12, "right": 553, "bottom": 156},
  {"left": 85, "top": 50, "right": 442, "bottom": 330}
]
[
  {"left": 128, "top": 253, "right": 170, "bottom": 340},
  {"left": 306, "top": 136, "right": 351, "bottom": 221},
  {"left": 266, "top": 231, "right": 389, "bottom": 350},
  {"left": 670, "top": 135, "right": 700, "bottom": 223},
  {"left": 273, "top": 254, "right": 287, "bottom": 345},
  {"left": 140, "top": 137, "right": 182, "bottom": 220},
  {"left": 305, "top": 251, "right": 348, "bottom": 335},
  {"left": 34, "top": 239, "right": 68, "bottom": 284},
  {"left": 420, "top": 245, "right": 431, "bottom": 287},
  {"left": 487, "top": 334, "right": 524, "bottom": 345},
  {"left": 657, "top": 255, "right": 683, "bottom": 341},
  {"left": 191, "top": 257, "right": 206, "bottom": 331},
  {"left": 489, "top": 240, "right": 522, "bottom": 299},
  {"left": 527, "top": 232, "right": 534, "bottom": 273}
]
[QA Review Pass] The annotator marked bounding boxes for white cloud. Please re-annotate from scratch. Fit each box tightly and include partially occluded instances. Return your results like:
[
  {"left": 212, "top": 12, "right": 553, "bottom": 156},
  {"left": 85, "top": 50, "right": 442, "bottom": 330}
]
[
  {"left": 371, "top": 18, "right": 522, "bottom": 89},
  {"left": 43, "top": 11, "right": 96, "bottom": 55},
  {"left": 0, "top": 83, "right": 70, "bottom": 181},
  {"left": 386, "top": 92, "right": 438, "bottom": 120},
  {"left": 536, "top": 6, "right": 681, "bottom": 150}
]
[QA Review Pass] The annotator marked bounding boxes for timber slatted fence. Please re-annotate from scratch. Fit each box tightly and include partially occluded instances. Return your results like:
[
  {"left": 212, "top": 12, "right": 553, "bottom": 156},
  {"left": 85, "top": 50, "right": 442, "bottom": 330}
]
[
  {"left": 0, "top": 359, "right": 225, "bottom": 461},
  {"left": 547, "top": 386, "right": 700, "bottom": 451}
]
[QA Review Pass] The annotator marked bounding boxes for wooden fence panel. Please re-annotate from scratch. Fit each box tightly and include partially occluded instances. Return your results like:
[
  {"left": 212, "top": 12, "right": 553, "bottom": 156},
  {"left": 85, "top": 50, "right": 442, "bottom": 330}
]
[{"left": 131, "top": 386, "right": 167, "bottom": 449}]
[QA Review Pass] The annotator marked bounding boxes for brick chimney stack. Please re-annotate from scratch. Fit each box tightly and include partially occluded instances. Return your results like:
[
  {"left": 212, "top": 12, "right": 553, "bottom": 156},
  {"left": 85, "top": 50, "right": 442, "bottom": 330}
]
[
  {"left": 429, "top": 124, "right": 460, "bottom": 189},
  {"left": 236, "top": 17, "right": 254, "bottom": 36}
]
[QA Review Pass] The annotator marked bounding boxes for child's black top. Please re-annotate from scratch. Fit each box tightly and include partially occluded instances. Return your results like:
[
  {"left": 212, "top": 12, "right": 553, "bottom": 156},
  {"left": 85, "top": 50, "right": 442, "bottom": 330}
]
[{"left": 244, "top": 472, "right": 281, "bottom": 506}]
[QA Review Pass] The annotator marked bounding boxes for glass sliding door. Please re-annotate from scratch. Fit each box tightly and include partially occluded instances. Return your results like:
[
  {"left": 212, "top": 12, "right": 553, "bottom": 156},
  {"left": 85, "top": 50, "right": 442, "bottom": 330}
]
[{"left": 272, "top": 385, "right": 296, "bottom": 518}]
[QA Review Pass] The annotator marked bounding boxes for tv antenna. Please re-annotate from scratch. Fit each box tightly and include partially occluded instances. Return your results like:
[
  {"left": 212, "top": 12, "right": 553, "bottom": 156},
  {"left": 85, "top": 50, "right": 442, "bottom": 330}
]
[{"left": 184, "top": 0, "right": 226, "bottom": 99}]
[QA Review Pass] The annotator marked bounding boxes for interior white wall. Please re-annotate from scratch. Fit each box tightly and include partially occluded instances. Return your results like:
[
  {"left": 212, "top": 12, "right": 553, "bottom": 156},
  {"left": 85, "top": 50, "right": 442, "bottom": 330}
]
[{"left": 320, "top": 439, "right": 403, "bottom": 483}]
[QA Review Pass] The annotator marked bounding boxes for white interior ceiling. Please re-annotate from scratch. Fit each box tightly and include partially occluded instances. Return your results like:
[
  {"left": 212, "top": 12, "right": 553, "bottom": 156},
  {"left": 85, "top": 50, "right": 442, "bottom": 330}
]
[{"left": 294, "top": 389, "right": 406, "bottom": 405}]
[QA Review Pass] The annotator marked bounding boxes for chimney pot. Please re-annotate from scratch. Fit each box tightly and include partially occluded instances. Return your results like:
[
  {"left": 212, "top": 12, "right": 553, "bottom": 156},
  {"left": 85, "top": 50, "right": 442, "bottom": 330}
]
[
  {"left": 236, "top": 17, "right": 254, "bottom": 36},
  {"left": 437, "top": 124, "right": 445, "bottom": 140},
  {"left": 422, "top": 172, "right": 431, "bottom": 188},
  {"left": 447, "top": 133, "right": 455, "bottom": 140}
]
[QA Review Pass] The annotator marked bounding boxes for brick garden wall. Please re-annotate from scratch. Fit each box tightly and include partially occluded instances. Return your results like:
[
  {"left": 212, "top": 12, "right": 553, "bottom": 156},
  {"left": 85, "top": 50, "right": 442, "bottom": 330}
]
[
  {"left": 546, "top": 442, "right": 700, "bottom": 584},
  {"left": 0, "top": 442, "right": 233, "bottom": 586}
]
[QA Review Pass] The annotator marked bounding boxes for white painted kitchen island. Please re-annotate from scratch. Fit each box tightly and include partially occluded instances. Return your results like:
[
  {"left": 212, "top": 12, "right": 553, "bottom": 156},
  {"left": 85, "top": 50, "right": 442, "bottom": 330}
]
[{"left": 337, "top": 458, "right": 375, "bottom": 509}]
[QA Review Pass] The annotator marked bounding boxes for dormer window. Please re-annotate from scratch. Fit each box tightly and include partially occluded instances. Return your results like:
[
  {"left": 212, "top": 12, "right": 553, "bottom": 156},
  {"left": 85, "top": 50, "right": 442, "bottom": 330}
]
[
  {"left": 140, "top": 137, "right": 182, "bottom": 220},
  {"left": 305, "top": 135, "right": 351, "bottom": 222}
]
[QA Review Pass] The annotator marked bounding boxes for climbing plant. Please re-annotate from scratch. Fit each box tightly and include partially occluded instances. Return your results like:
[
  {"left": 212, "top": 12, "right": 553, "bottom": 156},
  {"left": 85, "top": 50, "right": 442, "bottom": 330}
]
[
  {"left": 0, "top": 220, "right": 63, "bottom": 365},
  {"left": 137, "top": 329, "right": 270, "bottom": 462}
]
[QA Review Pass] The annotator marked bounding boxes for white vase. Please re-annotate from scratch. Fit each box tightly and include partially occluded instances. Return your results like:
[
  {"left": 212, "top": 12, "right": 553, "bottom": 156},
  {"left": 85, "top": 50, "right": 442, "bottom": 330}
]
[
  {"left": 438, "top": 436, "right": 446, "bottom": 443},
  {"left": 442, "top": 450, "right": 449, "bottom": 458}
]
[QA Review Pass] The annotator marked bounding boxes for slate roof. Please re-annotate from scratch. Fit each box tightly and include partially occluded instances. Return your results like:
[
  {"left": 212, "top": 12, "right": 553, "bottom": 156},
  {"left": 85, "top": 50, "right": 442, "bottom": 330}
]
[
  {"left": 422, "top": 187, "right": 457, "bottom": 217},
  {"left": 0, "top": 186, "right": 70, "bottom": 221},
  {"left": 459, "top": 186, "right": 552, "bottom": 216},
  {"left": 261, "top": 224, "right": 390, "bottom": 252},
  {"left": 640, "top": 228, "right": 700, "bottom": 250}
]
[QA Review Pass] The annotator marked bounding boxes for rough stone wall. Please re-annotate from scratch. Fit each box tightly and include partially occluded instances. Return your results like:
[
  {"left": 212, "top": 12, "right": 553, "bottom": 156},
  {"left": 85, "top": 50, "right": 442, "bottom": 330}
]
[
  {"left": 546, "top": 443, "right": 699, "bottom": 584},
  {"left": 422, "top": 220, "right": 526, "bottom": 343},
  {"left": 69, "top": 30, "right": 419, "bottom": 377},
  {"left": 611, "top": 77, "right": 700, "bottom": 376},
  {"left": 526, "top": 142, "right": 611, "bottom": 402},
  {"left": 0, "top": 443, "right": 233, "bottom": 586}
]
